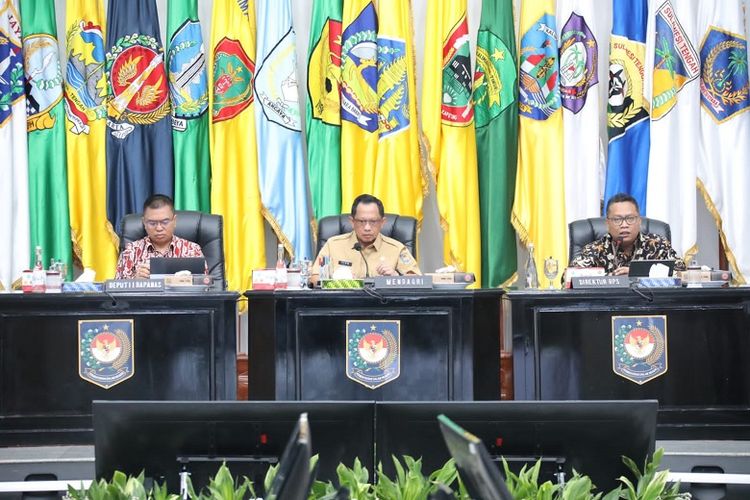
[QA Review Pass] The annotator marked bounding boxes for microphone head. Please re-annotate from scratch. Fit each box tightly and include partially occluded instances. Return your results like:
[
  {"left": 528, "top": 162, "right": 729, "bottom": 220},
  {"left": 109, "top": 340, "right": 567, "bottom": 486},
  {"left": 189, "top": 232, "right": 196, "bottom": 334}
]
[{"left": 353, "top": 243, "right": 362, "bottom": 251}]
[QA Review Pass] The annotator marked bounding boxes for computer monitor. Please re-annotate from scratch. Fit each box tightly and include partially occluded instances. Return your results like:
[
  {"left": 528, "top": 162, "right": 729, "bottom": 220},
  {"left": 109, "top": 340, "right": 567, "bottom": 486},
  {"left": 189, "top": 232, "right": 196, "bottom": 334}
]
[
  {"left": 149, "top": 257, "right": 206, "bottom": 275},
  {"left": 265, "top": 412, "right": 312, "bottom": 500},
  {"left": 93, "top": 401, "right": 374, "bottom": 492},
  {"left": 375, "top": 400, "right": 658, "bottom": 491},
  {"left": 628, "top": 259, "right": 675, "bottom": 278}
]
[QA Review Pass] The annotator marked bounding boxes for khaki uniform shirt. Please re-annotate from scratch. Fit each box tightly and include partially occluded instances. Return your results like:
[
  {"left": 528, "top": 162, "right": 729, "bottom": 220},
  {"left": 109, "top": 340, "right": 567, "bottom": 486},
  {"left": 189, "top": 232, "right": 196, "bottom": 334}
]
[{"left": 311, "top": 232, "right": 420, "bottom": 281}]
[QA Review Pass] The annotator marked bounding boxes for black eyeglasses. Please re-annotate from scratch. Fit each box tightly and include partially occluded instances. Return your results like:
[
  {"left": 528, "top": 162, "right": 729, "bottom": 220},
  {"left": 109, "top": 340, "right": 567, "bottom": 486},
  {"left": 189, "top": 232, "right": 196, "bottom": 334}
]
[{"left": 607, "top": 215, "right": 639, "bottom": 226}]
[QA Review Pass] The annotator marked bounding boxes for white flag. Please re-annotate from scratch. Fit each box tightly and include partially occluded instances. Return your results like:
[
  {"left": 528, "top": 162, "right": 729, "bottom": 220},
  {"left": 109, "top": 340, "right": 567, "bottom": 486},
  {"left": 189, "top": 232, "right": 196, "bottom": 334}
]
[
  {"left": 0, "top": 0, "right": 29, "bottom": 289},
  {"left": 645, "top": 0, "right": 700, "bottom": 258},
  {"left": 697, "top": 0, "right": 750, "bottom": 282}
]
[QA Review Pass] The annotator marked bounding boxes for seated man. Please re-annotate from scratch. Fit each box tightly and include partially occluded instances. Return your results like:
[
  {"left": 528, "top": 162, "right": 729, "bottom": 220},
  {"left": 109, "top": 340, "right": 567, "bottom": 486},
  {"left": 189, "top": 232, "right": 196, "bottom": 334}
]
[
  {"left": 570, "top": 192, "right": 685, "bottom": 275},
  {"left": 310, "top": 193, "right": 420, "bottom": 286},
  {"left": 115, "top": 194, "right": 204, "bottom": 279}
]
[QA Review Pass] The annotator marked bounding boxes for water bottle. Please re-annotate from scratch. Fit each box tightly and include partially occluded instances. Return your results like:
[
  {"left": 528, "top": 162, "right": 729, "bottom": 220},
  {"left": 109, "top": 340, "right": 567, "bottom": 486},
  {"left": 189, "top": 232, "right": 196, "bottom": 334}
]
[
  {"left": 525, "top": 244, "right": 539, "bottom": 289},
  {"left": 275, "top": 243, "right": 287, "bottom": 289}
]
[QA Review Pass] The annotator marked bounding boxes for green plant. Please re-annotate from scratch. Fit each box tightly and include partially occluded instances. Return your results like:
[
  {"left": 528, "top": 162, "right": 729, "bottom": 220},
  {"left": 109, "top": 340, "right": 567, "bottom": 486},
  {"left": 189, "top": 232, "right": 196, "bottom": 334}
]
[
  {"left": 374, "top": 455, "right": 462, "bottom": 500},
  {"left": 502, "top": 459, "right": 561, "bottom": 500},
  {"left": 616, "top": 449, "right": 690, "bottom": 500},
  {"left": 187, "top": 462, "right": 254, "bottom": 500}
]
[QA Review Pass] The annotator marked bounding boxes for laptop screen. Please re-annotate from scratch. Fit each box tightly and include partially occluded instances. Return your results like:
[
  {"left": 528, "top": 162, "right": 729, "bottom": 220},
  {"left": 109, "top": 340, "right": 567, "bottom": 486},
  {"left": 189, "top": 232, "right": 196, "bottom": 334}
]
[
  {"left": 149, "top": 257, "right": 206, "bottom": 275},
  {"left": 628, "top": 260, "right": 675, "bottom": 278}
]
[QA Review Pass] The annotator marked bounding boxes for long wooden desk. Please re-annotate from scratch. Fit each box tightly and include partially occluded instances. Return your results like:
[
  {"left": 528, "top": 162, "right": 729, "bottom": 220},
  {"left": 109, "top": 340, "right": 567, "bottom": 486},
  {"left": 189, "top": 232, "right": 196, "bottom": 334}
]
[{"left": 0, "top": 291, "right": 239, "bottom": 445}]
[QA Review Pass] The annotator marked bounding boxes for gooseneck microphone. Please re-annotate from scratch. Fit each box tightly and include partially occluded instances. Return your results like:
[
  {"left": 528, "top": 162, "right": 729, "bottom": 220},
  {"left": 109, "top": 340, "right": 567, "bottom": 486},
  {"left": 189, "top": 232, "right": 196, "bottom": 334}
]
[
  {"left": 613, "top": 235, "right": 625, "bottom": 270},
  {"left": 353, "top": 242, "right": 370, "bottom": 277}
]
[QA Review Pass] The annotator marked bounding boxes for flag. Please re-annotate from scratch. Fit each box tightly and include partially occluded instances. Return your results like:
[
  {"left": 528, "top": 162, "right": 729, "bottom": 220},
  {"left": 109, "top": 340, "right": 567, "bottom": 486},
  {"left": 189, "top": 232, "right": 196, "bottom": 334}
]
[
  {"left": 697, "top": 0, "right": 750, "bottom": 282},
  {"left": 64, "top": 0, "right": 117, "bottom": 280},
  {"left": 105, "top": 0, "right": 173, "bottom": 232},
  {"left": 604, "top": 0, "right": 651, "bottom": 213},
  {"left": 167, "top": 0, "right": 210, "bottom": 212},
  {"left": 340, "top": 0, "right": 378, "bottom": 209},
  {"left": 254, "top": 0, "right": 313, "bottom": 261},
  {"left": 557, "top": 0, "right": 601, "bottom": 223},
  {"left": 422, "top": 0, "right": 481, "bottom": 285},
  {"left": 512, "top": 0, "right": 567, "bottom": 278},
  {"left": 473, "top": 0, "right": 518, "bottom": 287},
  {"left": 645, "top": 0, "right": 700, "bottom": 258},
  {"left": 0, "top": 0, "right": 29, "bottom": 288},
  {"left": 306, "top": 0, "right": 343, "bottom": 220},
  {"left": 209, "top": 0, "right": 266, "bottom": 291},
  {"left": 373, "top": 0, "right": 426, "bottom": 222},
  {"left": 21, "top": 0, "right": 72, "bottom": 280}
]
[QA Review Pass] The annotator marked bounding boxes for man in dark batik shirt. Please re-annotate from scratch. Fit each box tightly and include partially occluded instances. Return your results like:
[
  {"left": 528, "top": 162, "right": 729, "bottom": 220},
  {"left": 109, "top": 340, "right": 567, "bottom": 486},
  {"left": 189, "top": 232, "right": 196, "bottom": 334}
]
[{"left": 570, "top": 193, "right": 686, "bottom": 276}]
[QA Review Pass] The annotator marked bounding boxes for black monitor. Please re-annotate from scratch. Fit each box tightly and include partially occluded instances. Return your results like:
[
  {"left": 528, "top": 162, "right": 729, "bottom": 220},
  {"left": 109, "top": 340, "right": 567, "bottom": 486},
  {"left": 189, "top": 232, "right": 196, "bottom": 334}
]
[
  {"left": 93, "top": 401, "right": 374, "bottom": 492},
  {"left": 375, "top": 400, "right": 658, "bottom": 491},
  {"left": 266, "top": 412, "right": 312, "bottom": 500}
]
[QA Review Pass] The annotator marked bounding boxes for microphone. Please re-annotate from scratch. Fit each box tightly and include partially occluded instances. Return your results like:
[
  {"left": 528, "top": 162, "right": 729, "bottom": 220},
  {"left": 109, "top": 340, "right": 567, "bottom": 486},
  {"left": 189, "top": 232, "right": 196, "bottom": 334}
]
[
  {"left": 613, "top": 236, "right": 625, "bottom": 270},
  {"left": 353, "top": 242, "right": 370, "bottom": 277}
]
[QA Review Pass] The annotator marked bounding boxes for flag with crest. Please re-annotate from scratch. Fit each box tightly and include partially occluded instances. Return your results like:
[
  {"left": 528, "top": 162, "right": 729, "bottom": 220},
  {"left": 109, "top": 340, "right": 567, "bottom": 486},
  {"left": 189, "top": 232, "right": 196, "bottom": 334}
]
[{"left": 422, "top": 0, "right": 481, "bottom": 285}]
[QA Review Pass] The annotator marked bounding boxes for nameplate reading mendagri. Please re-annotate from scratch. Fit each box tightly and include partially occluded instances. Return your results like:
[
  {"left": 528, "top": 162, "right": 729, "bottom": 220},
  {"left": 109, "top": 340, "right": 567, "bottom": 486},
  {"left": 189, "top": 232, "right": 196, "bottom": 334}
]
[
  {"left": 368, "top": 275, "right": 433, "bottom": 289},
  {"left": 105, "top": 279, "right": 165, "bottom": 293}
]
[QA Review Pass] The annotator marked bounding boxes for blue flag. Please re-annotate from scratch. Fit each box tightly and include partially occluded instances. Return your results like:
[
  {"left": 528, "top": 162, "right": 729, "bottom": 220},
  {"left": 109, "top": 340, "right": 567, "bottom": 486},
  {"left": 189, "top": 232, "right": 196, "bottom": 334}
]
[{"left": 105, "top": 0, "right": 173, "bottom": 231}]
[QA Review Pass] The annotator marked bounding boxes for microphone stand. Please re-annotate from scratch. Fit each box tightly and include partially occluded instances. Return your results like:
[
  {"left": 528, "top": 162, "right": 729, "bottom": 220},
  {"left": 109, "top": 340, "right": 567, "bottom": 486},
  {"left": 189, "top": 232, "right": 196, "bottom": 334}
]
[{"left": 353, "top": 243, "right": 370, "bottom": 278}]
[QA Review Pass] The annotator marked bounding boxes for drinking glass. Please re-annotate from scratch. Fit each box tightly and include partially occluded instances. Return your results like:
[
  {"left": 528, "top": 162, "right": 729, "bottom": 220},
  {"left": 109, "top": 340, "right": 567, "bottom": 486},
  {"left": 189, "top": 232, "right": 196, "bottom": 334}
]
[{"left": 544, "top": 257, "right": 559, "bottom": 289}]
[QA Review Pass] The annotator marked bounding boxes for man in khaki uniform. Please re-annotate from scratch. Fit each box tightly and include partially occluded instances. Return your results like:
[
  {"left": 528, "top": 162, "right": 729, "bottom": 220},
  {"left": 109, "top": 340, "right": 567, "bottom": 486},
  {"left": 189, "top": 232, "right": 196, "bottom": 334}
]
[{"left": 310, "top": 194, "right": 420, "bottom": 286}]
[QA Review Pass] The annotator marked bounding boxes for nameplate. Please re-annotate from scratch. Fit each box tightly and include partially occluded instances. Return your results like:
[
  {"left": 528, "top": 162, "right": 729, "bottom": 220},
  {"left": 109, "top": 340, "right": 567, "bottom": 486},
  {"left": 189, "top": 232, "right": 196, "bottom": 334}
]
[
  {"left": 635, "top": 277, "right": 682, "bottom": 288},
  {"left": 369, "top": 275, "right": 433, "bottom": 289},
  {"left": 571, "top": 276, "right": 629, "bottom": 288},
  {"left": 105, "top": 279, "right": 165, "bottom": 293}
]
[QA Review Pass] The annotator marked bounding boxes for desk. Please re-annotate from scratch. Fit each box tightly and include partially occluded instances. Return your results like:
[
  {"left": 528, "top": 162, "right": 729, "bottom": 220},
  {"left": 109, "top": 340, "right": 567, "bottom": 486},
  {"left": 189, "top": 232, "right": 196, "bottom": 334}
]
[
  {"left": 245, "top": 289, "right": 503, "bottom": 401},
  {"left": 504, "top": 288, "right": 750, "bottom": 438},
  {"left": 0, "top": 292, "right": 238, "bottom": 445}
]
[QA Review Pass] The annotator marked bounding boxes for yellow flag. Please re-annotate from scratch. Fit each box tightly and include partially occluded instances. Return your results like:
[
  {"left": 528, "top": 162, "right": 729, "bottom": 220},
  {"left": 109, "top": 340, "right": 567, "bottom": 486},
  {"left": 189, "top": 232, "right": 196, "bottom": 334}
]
[
  {"left": 340, "top": 0, "right": 379, "bottom": 210},
  {"left": 209, "top": 0, "right": 265, "bottom": 292},
  {"left": 373, "top": 0, "right": 426, "bottom": 222},
  {"left": 422, "top": 0, "right": 481, "bottom": 286},
  {"left": 512, "top": 1, "right": 567, "bottom": 282},
  {"left": 64, "top": 0, "right": 118, "bottom": 279}
]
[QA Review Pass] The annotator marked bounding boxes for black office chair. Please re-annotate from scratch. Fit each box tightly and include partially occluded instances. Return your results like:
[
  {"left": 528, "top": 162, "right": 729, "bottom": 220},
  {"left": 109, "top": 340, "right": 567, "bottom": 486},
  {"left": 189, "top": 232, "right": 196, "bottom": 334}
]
[
  {"left": 119, "top": 211, "right": 226, "bottom": 288},
  {"left": 316, "top": 213, "right": 417, "bottom": 259},
  {"left": 568, "top": 217, "right": 671, "bottom": 264}
]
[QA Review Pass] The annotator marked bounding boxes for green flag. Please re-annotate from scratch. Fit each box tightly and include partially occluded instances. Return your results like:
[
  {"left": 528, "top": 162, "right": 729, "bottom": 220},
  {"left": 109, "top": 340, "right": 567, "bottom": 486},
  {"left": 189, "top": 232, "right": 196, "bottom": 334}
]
[
  {"left": 473, "top": 0, "right": 518, "bottom": 287},
  {"left": 21, "top": 0, "right": 73, "bottom": 279},
  {"left": 167, "top": 0, "right": 210, "bottom": 212},
  {"left": 306, "top": 0, "right": 343, "bottom": 220}
]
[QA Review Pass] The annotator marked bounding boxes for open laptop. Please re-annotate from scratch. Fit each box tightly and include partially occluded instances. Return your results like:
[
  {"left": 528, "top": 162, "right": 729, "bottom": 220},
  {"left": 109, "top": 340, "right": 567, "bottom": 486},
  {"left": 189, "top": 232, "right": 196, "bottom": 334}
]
[
  {"left": 149, "top": 257, "right": 206, "bottom": 277},
  {"left": 628, "top": 259, "right": 676, "bottom": 278}
]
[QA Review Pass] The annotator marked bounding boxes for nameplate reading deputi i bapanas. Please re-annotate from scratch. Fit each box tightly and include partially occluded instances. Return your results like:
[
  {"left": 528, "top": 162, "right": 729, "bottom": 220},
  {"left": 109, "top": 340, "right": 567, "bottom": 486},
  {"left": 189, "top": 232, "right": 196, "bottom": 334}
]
[{"left": 105, "top": 279, "right": 165, "bottom": 293}]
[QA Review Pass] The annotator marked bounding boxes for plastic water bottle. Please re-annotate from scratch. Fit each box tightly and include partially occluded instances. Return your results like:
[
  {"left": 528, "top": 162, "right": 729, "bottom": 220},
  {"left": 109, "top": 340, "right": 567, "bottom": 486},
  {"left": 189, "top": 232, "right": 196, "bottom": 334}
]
[
  {"left": 525, "top": 244, "right": 539, "bottom": 289},
  {"left": 275, "top": 244, "right": 287, "bottom": 289}
]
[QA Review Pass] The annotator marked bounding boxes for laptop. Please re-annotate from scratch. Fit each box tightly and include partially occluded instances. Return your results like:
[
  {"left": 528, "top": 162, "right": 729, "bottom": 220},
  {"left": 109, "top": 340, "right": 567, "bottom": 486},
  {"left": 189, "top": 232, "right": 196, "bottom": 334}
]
[
  {"left": 149, "top": 257, "right": 206, "bottom": 276},
  {"left": 628, "top": 259, "right": 675, "bottom": 278}
]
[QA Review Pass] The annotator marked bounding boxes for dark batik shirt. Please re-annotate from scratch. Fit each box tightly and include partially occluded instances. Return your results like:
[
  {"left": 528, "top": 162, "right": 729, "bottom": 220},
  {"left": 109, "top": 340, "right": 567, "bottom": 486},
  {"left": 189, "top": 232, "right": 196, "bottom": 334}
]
[
  {"left": 115, "top": 236, "right": 204, "bottom": 279},
  {"left": 570, "top": 232, "right": 686, "bottom": 275}
]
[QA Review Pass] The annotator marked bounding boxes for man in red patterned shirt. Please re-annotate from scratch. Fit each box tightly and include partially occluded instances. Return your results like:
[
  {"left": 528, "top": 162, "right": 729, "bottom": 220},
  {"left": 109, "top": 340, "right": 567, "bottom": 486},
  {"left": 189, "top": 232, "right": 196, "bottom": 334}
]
[{"left": 115, "top": 194, "right": 204, "bottom": 279}]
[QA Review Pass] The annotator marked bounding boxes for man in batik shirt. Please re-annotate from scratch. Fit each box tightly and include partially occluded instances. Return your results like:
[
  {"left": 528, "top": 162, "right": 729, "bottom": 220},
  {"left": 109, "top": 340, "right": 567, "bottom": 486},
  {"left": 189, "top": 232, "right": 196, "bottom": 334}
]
[{"left": 570, "top": 193, "right": 685, "bottom": 276}]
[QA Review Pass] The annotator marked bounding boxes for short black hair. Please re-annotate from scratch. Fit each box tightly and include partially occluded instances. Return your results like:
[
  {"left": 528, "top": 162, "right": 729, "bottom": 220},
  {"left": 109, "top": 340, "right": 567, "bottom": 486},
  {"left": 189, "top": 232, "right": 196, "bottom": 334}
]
[
  {"left": 143, "top": 194, "right": 175, "bottom": 212},
  {"left": 606, "top": 193, "right": 639, "bottom": 215},
  {"left": 350, "top": 193, "right": 384, "bottom": 217}
]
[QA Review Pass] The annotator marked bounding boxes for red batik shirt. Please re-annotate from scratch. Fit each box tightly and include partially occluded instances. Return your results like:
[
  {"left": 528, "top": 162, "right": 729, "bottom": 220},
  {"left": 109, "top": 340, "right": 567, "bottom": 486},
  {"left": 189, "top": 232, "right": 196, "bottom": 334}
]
[{"left": 115, "top": 236, "right": 204, "bottom": 279}]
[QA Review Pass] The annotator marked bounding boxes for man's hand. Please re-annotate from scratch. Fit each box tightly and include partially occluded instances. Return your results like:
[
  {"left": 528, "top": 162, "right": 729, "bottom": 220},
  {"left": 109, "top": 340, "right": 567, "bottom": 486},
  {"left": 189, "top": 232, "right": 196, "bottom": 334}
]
[
  {"left": 612, "top": 266, "right": 629, "bottom": 276},
  {"left": 376, "top": 263, "right": 397, "bottom": 276},
  {"left": 135, "top": 262, "right": 150, "bottom": 279}
]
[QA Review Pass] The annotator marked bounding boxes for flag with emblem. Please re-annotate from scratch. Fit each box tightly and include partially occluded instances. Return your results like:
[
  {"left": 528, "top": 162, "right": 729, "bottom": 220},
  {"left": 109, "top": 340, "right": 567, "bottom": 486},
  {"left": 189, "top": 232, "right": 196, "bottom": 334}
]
[
  {"left": 557, "top": 0, "right": 601, "bottom": 224},
  {"left": 306, "top": 0, "right": 342, "bottom": 220},
  {"left": 604, "top": 0, "right": 650, "bottom": 213},
  {"left": 255, "top": 0, "right": 313, "bottom": 261},
  {"left": 422, "top": 0, "right": 481, "bottom": 285},
  {"left": 512, "top": 0, "right": 567, "bottom": 280},
  {"left": 473, "top": 0, "right": 517, "bottom": 288},
  {"left": 340, "top": 0, "right": 378, "bottom": 210},
  {"left": 0, "top": 0, "right": 29, "bottom": 288},
  {"left": 64, "top": 0, "right": 117, "bottom": 280},
  {"left": 645, "top": 0, "right": 700, "bottom": 259},
  {"left": 372, "top": 0, "right": 426, "bottom": 222},
  {"left": 105, "top": 0, "right": 174, "bottom": 233},
  {"left": 21, "top": 0, "right": 73, "bottom": 280},
  {"left": 167, "top": 0, "right": 210, "bottom": 212},
  {"left": 697, "top": 0, "right": 750, "bottom": 282},
  {"left": 209, "top": 0, "right": 266, "bottom": 291}
]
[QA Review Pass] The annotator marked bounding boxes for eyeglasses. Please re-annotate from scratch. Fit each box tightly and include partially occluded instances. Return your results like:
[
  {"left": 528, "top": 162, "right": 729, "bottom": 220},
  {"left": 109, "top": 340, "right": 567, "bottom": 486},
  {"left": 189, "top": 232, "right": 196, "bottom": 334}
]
[
  {"left": 607, "top": 215, "right": 639, "bottom": 226},
  {"left": 144, "top": 218, "right": 174, "bottom": 228},
  {"left": 353, "top": 218, "right": 383, "bottom": 227}
]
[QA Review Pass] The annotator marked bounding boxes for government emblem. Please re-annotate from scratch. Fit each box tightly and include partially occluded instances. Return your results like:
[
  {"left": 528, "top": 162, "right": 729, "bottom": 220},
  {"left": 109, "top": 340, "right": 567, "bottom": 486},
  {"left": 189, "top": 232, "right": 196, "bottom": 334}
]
[
  {"left": 64, "top": 20, "right": 107, "bottom": 135},
  {"left": 23, "top": 34, "right": 63, "bottom": 132},
  {"left": 442, "top": 17, "right": 474, "bottom": 126},
  {"left": 608, "top": 36, "right": 649, "bottom": 140},
  {"left": 700, "top": 27, "right": 750, "bottom": 124},
  {"left": 473, "top": 29, "right": 516, "bottom": 128},
  {"left": 341, "top": 3, "right": 378, "bottom": 132},
  {"left": 212, "top": 37, "right": 254, "bottom": 123},
  {"left": 376, "top": 36, "right": 409, "bottom": 138},
  {"left": 612, "top": 315, "right": 668, "bottom": 385},
  {"left": 255, "top": 28, "right": 301, "bottom": 131},
  {"left": 0, "top": 5, "right": 23, "bottom": 127},
  {"left": 519, "top": 13, "right": 560, "bottom": 120},
  {"left": 346, "top": 320, "right": 400, "bottom": 389},
  {"left": 651, "top": 0, "right": 699, "bottom": 120},
  {"left": 559, "top": 13, "right": 598, "bottom": 114},
  {"left": 167, "top": 19, "right": 208, "bottom": 131},
  {"left": 308, "top": 18, "right": 342, "bottom": 125},
  {"left": 79, "top": 319, "right": 135, "bottom": 389},
  {"left": 105, "top": 34, "right": 171, "bottom": 139}
]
